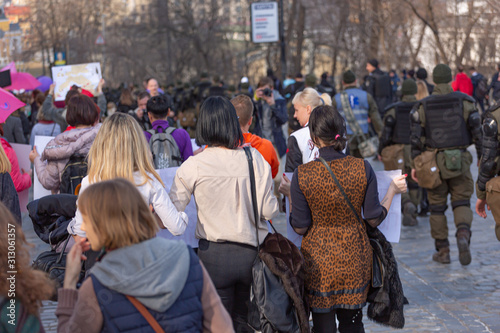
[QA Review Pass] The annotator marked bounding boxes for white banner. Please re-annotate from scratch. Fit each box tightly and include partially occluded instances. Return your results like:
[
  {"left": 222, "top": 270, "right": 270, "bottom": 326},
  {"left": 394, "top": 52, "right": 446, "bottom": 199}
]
[
  {"left": 33, "top": 136, "right": 55, "bottom": 200},
  {"left": 51, "top": 62, "right": 102, "bottom": 101},
  {"left": 251, "top": 2, "right": 279, "bottom": 43},
  {"left": 157, "top": 168, "right": 199, "bottom": 248},
  {"left": 284, "top": 169, "right": 402, "bottom": 246}
]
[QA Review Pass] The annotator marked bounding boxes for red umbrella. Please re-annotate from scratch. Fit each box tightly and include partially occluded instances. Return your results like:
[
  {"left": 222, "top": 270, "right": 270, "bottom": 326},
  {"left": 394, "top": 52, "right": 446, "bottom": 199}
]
[
  {"left": 0, "top": 88, "right": 26, "bottom": 123},
  {"left": 2, "top": 72, "right": 41, "bottom": 91}
]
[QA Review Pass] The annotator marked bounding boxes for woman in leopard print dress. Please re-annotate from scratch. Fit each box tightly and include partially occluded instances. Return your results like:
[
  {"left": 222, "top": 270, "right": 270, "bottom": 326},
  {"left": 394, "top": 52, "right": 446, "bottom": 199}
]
[{"left": 288, "top": 105, "right": 407, "bottom": 333}]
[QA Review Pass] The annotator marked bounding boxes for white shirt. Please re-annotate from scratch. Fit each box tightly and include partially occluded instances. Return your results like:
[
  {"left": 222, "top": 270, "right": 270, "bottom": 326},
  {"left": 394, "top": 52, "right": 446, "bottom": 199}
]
[{"left": 68, "top": 172, "right": 188, "bottom": 238}]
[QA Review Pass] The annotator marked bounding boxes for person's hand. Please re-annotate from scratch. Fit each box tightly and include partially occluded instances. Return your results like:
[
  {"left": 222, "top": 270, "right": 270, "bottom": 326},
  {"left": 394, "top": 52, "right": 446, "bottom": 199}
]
[
  {"left": 411, "top": 168, "right": 418, "bottom": 183},
  {"left": 390, "top": 174, "right": 407, "bottom": 194},
  {"left": 29, "top": 146, "right": 39, "bottom": 163},
  {"left": 49, "top": 84, "right": 55, "bottom": 95},
  {"left": 21, "top": 168, "right": 32, "bottom": 178},
  {"left": 278, "top": 173, "right": 291, "bottom": 198},
  {"left": 63, "top": 238, "right": 88, "bottom": 290},
  {"left": 475, "top": 198, "right": 490, "bottom": 218},
  {"left": 97, "top": 79, "right": 105, "bottom": 94},
  {"left": 256, "top": 88, "right": 275, "bottom": 106}
]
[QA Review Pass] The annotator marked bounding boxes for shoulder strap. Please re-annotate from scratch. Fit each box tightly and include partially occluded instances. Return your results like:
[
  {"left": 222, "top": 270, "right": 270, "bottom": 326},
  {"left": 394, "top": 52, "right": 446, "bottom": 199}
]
[
  {"left": 50, "top": 123, "right": 56, "bottom": 136},
  {"left": 244, "top": 146, "right": 261, "bottom": 250},
  {"left": 318, "top": 157, "right": 363, "bottom": 226},
  {"left": 165, "top": 126, "right": 176, "bottom": 135},
  {"left": 126, "top": 295, "right": 165, "bottom": 333},
  {"left": 340, "top": 92, "right": 367, "bottom": 140}
]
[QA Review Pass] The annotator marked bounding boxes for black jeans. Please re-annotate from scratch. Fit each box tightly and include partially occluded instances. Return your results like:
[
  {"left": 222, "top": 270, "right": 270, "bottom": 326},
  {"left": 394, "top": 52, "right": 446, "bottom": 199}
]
[
  {"left": 312, "top": 309, "right": 364, "bottom": 333},
  {"left": 198, "top": 239, "right": 257, "bottom": 333}
]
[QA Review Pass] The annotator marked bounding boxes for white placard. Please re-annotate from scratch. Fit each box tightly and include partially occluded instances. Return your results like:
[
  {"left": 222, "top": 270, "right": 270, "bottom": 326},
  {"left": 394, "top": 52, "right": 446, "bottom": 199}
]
[
  {"left": 51, "top": 62, "right": 102, "bottom": 101},
  {"left": 374, "top": 170, "right": 402, "bottom": 243},
  {"left": 251, "top": 2, "right": 279, "bottom": 43},
  {"left": 33, "top": 136, "right": 55, "bottom": 200},
  {"left": 10, "top": 143, "right": 31, "bottom": 213},
  {"left": 157, "top": 168, "right": 198, "bottom": 248},
  {"left": 284, "top": 169, "right": 402, "bottom": 245}
]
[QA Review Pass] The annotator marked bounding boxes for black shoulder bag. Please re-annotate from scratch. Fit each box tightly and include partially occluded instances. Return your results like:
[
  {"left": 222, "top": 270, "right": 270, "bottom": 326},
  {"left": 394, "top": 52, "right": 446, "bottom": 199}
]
[
  {"left": 244, "top": 147, "right": 306, "bottom": 333},
  {"left": 318, "top": 157, "right": 384, "bottom": 289},
  {"left": 318, "top": 157, "right": 407, "bottom": 328}
]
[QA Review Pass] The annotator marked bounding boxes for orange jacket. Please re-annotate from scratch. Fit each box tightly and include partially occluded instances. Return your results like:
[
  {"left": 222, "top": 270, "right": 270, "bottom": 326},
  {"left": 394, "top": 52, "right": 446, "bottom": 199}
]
[{"left": 243, "top": 132, "right": 280, "bottom": 178}]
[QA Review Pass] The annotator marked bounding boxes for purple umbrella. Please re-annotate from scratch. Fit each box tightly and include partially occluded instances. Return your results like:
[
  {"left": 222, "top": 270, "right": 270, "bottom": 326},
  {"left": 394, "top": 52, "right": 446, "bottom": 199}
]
[{"left": 37, "top": 76, "right": 53, "bottom": 93}]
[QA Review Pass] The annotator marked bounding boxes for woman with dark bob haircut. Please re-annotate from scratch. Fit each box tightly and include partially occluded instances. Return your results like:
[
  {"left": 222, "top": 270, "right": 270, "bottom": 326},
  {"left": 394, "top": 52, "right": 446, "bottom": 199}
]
[
  {"left": 170, "top": 96, "right": 279, "bottom": 331},
  {"left": 30, "top": 94, "right": 101, "bottom": 193},
  {"left": 196, "top": 96, "right": 244, "bottom": 148},
  {"left": 285, "top": 105, "right": 407, "bottom": 333}
]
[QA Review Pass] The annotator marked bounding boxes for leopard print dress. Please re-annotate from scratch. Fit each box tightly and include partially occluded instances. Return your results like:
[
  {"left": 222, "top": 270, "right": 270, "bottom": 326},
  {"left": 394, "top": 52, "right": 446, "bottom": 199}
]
[{"left": 297, "top": 155, "right": 372, "bottom": 311}]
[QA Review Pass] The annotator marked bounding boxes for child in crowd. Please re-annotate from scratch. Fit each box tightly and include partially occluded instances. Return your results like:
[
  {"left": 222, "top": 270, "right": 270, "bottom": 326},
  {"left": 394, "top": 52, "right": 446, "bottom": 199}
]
[{"left": 58, "top": 178, "right": 233, "bottom": 332}]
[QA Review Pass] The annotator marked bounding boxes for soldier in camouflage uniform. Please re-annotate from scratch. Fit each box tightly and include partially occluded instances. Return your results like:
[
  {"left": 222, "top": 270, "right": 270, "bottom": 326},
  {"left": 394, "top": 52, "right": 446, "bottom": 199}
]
[
  {"left": 410, "top": 64, "right": 482, "bottom": 265},
  {"left": 379, "top": 79, "right": 421, "bottom": 226},
  {"left": 476, "top": 102, "right": 500, "bottom": 241}
]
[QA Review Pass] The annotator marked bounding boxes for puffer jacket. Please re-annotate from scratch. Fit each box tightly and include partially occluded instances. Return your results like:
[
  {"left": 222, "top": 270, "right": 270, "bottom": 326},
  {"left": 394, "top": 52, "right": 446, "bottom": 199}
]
[{"left": 34, "top": 124, "right": 101, "bottom": 193}]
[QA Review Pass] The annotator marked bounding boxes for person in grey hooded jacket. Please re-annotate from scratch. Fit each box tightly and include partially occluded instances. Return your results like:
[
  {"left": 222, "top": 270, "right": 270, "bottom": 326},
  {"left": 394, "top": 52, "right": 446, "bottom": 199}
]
[{"left": 56, "top": 178, "right": 233, "bottom": 333}]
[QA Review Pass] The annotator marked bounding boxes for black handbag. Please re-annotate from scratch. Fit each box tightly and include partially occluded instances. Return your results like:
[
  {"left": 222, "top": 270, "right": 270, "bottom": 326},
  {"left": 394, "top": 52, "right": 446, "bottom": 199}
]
[
  {"left": 318, "top": 158, "right": 385, "bottom": 291},
  {"left": 244, "top": 147, "right": 303, "bottom": 333},
  {"left": 32, "top": 236, "right": 85, "bottom": 300}
]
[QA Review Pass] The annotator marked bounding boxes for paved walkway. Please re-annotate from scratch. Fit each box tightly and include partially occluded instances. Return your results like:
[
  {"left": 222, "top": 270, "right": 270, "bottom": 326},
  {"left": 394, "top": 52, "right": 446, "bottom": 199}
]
[{"left": 24, "top": 148, "right": 500, "bottom": 332}]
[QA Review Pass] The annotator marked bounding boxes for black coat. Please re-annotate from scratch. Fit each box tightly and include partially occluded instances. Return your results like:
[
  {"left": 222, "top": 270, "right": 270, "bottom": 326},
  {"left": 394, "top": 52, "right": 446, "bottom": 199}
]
[{"left": 27, "top": 194, "right": 77, "bottom": 247}]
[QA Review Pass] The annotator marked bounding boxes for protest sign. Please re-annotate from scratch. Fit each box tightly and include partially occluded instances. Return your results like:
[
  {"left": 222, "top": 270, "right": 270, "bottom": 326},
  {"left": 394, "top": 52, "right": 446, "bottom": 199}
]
[
  {"left": 33, "top": 136, "right": 54, "bottom": 200},
  {"left": 157, "top": 168, "right": 198, "bottom": 248},
  {"left": 284, "top": 169, "right": 402, "bottom": 245},
  {"left": 51, "top": 63, "right": 102, "bottom": 101}
]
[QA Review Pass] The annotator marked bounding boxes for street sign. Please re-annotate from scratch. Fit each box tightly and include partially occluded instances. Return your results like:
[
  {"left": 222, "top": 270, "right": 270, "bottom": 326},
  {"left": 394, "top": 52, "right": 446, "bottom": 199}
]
[
  {"left": 95, "top": 34, "right": 105, "bottom": 45},
  {"left": 251, "top": 2, "right": 279, "bottom": 43}
]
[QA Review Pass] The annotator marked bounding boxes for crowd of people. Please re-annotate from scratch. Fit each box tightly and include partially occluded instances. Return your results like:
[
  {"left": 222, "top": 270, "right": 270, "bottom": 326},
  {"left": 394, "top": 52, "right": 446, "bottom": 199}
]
[{"left": 1, "top": 58, "right": 500, "bottom": 333}]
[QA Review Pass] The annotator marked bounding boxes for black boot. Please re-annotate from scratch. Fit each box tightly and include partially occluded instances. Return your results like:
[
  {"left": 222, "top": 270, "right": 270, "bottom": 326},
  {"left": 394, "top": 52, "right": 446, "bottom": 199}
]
[
  {"left": 432, "top": 239, "right": 450, "bottom": 264},
  {"left": 456, "top": 227, "right": 472, "bottom": 266}
]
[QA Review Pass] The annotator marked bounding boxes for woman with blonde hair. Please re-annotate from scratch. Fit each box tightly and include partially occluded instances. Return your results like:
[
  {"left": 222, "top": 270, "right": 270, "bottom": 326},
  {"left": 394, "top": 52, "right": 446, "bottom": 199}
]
[
  {"left": 57, "top": 178, "right": 233, "bottom": 332},
  {"left": 416, "top": 80, "right": 430, "bottom": 100},
  {"left": 68, "top": 112, "right": 187, "bottom": 245},
  {"left": 0, "top": 202, "right": 55, "bottom": 332},
  {"left": 285, "top": 87, "right": 332, "bottom": 172},
  {"left": 0, "top": 144, "right": 21, "bottom": 222}
]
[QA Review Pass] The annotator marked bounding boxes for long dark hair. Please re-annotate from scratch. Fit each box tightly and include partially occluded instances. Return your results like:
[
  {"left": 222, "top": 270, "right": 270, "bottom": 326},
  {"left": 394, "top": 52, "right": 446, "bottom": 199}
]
[{"left": 196, "top": 96, "right": 244, "bottom": 149}]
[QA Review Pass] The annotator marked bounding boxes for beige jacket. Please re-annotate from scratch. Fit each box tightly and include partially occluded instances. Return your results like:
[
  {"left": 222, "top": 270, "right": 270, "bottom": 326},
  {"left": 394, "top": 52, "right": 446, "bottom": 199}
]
[{"left": 170, "top": 146, "right": 279, "bottom": 246}]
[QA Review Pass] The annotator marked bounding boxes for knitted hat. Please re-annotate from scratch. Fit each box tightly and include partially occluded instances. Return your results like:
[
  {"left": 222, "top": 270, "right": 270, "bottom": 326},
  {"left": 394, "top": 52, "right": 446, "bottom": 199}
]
[
  {"left": 343, "top": 70, "right": 356, "bottom": 84},
  {"left": 368, "top": 58, "right": 379, "bottom": 68},
  {"left": 305, "top": 73, "right": 317, "bottom": 87},
  {"left": 401, "top": 79, "right": 418, "bottom": 96},
  {"left": 432, "top": 64, "right": 452, "bottom": 84},
  {"left": 416, "top": 68, "right": 428, "bottom": 80}
]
